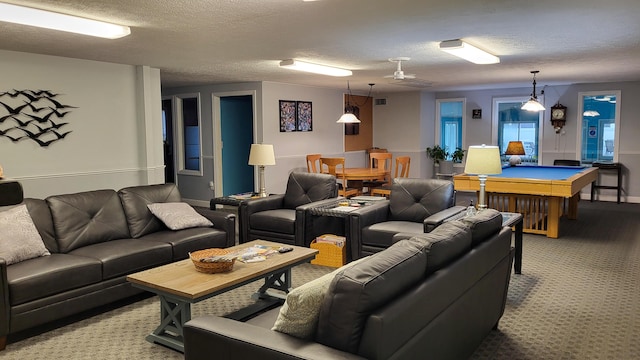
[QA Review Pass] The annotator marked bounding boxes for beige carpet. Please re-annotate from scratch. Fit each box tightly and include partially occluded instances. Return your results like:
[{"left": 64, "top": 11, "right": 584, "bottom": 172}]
[{"left": 4, "top": 200, "right": 640, "bottom": 359}]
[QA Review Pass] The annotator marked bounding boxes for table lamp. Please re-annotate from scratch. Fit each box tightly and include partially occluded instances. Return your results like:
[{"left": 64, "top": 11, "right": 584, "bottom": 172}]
[
  {"left": 248, "top": 144, "right": 276, "bottom": 197},
  {"left": 464, "top": 145, "right": 502, "bottom": 211},
  {"left": 505, "top": 141, "right": 526, "bottom": 166}
]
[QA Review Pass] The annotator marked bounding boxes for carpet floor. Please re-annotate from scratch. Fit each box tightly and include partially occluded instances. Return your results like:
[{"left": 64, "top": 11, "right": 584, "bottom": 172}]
[{"left": 4, "top": 199, "right": 639, "bottom": 359}]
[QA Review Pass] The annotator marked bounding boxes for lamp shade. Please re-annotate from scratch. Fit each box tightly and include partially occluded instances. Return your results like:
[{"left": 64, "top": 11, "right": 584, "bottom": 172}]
[
  {"left": 337, "top": 113, "right": 360, "bottom": 123},
  {"left": 505, "top": 141, "right": 526, "bottom": 156},
  {"left": 521, "top": 98, "right": 545, "bottom": 111},
  {"left": 248, "top": 144, "right": 275, "bottom": 166},
  {"left": 464, "top": 145, "right": 502, "bottom": 175}
]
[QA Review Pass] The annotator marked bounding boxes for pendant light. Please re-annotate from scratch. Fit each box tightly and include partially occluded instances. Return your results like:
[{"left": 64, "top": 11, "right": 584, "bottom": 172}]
[
  {"left": 337, "top": 82, "right": 374, "bottom": 123},
  {"left": 521, "top": 70, "right": 545, "bottom": 112}
]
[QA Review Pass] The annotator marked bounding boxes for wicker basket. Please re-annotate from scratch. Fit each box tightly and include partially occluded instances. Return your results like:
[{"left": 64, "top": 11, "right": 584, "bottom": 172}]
[
  {"left": 310, "top": 238, "right": 346, "bottom": 268},
  {"left": 190, "top": 248, "right": 235, "bottom": 273}
]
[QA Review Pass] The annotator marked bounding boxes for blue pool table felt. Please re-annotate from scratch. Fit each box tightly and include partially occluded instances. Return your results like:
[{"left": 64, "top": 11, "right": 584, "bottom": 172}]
[{"left": 490, "top": 165, "right": 587, "bottom": 180}]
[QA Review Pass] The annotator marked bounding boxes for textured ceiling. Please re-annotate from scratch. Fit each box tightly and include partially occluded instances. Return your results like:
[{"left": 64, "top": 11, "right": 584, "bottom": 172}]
[{"left": 1, "top": 0, "right": 640, "bottom": 93}]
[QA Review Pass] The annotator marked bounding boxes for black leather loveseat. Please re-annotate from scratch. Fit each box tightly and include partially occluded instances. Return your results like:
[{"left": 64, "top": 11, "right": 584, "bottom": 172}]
[
  {"left": 0, "top": 183, "right": 235, "bottom": 350},
  {"left": 183, "top": 209, "right": 514, "bottom": 360}
]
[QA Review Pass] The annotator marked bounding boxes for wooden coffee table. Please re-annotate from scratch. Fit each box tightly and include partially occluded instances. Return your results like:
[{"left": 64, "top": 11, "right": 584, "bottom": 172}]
[{"left": 126, "top": 240, "right": 318, "bottom": 352}]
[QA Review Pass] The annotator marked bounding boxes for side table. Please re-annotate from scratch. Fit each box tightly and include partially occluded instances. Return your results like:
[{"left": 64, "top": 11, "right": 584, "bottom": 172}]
[
  {"left": 306, "top": 199, "right": 374, "bottom": 262},
  {"left": 501, "top": 212, "right": 524, "bottom": 274},
  {"left": 590, "top": 162, "right": 622, "bottom": 203}
]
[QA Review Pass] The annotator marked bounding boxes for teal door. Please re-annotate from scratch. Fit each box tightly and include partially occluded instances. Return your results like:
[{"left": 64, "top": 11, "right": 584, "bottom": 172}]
[{"left": 220, "top": 95, "right": 254, "bottom": 196}]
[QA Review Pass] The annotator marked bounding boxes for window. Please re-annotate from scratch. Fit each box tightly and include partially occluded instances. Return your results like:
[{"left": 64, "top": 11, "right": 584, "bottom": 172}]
[
  {"left": 492, "top": 96, "right": 544, "bottom": 165},
  {"left": 435, "top": 99, "right": 465, "bottom": 156},
  {"left": 175, "top": 93, "right": 203, "bottom": 175},
  {"left": 578, "top": 91, "right": 620, "bottom": 164}
]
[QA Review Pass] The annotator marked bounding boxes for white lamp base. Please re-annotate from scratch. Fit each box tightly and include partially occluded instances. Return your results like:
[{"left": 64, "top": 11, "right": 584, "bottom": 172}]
[
  {"left": 257, "top": 165, "right": 268, "bottom": 197},
  {"left": 508, "top": 155, "right": 522, "bottom": 166}
]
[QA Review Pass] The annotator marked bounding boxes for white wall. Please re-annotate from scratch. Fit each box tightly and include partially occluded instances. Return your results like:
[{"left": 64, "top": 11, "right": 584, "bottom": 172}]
[
  {"left": 0, "top": 50, "right": 163, "bottom": 198},
  {"left": 163, "top": 81, "right": 359, "bottom": 201},
  {"left": 372, "top": 91, "right": 436, "bottom": 179}
]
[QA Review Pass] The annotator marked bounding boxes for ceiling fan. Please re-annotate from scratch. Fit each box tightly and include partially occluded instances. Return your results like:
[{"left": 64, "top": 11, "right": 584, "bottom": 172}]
[
  {"left": 383, "top": 57, "right": 432, "bottom": 88},
  {"left": 384, "top": 57, "right": 416, "bottom": 80}
]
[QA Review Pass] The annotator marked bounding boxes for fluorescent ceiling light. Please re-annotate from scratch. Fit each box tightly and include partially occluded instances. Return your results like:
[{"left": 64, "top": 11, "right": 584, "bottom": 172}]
[
  {"left": 279, "top": 59, "right": 352, "bottom": 77},
  {"left": 439, "top": 40, "right": 499, "bottom": 64},
  {"left": 0, "top": 3, "right": 131, "bottom": 39}
]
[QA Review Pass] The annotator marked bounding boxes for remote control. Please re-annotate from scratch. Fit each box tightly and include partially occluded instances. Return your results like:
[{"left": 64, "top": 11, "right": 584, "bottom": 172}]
[{"left": 278, "top": 247, "right": 293, "bottom": 253}]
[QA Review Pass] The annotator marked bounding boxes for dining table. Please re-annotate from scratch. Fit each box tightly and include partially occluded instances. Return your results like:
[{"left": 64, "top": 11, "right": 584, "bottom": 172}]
[{"left": 334, "top": 167, "right": 389, "bottom": 193}]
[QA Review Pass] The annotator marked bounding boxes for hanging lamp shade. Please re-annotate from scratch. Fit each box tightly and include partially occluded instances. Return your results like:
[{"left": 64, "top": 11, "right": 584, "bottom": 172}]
[{"left": 521, "top": 70, "right": 545, "bottom": 112}]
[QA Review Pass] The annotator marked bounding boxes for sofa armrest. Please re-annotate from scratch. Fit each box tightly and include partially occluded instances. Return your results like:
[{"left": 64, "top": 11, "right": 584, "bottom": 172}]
[
  {"left": 0, "top": 258, "right": 9, "bottom": 340},
  {"left": 423, "top": 206, "right": 467, "bottom": 233},
  {"left": 184, "top": 316, "right": 364, "bottom": 360},
  {"left": 194, "top": 207, "right": 236, "bottom": 248},
  {"left": 347, "top": 200, "right": 390, "bottom": 260}
]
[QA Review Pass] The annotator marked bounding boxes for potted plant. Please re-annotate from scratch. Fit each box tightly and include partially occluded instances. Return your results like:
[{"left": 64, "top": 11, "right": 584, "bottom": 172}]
[
  {"left": 451, "top": 147, "right": 465, "bottom": 163},
  {"left": 425, "top": 145, "right": 449, "bottom": 164},
  {"left": 426, "top": 145, "right": 454, "bottom": 175}
]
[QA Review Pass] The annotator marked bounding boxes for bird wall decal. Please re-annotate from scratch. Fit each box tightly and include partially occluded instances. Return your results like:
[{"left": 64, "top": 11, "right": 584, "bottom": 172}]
[{"left": 0, "top": 88, "right": 77, "bottom": 147}]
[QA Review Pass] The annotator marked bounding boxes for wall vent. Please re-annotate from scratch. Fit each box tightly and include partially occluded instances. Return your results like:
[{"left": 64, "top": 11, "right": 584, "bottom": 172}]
[{"left": 375, "top": 98, "right": 386, "bottom": 105}]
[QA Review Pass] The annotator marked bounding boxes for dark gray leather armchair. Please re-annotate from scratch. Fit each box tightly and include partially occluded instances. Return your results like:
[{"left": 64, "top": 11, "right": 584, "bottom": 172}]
[
  {"left": 239, "top": 171, "right": 338, "bottom": 246},
  {"left": 348, "top": 178, "right": 463, "bottom": 259}
]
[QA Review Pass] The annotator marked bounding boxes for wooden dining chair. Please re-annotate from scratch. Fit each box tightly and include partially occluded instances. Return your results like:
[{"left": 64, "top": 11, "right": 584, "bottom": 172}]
[
  {"left": 306, "top": 154, "right": 322, "bottom": 173},
  {"left": 371, "top": 156, "right": 411, "bottom": 197},
  {"left": 363, "top": 152, "right": 393, "bottom": 193},
  {"left": 319, "top": 157, "right": 360, "bottom": 198}
]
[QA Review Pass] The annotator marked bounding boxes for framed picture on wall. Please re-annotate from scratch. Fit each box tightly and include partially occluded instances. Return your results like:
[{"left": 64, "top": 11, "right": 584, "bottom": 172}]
[
  {"left": 279, "top": 100, "right": 297, "bottom": 132},
  {"left": 296, "top": 101, "right": 312, "bottom": 132}
]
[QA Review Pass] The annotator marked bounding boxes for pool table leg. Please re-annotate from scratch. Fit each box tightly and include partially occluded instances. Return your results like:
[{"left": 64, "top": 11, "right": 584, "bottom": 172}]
[
  {"left": 547, "top": 197, "right": 561, "bottom": 238},
  {"left": 567, "top": 193, "right": 580, "bottom": 219}
]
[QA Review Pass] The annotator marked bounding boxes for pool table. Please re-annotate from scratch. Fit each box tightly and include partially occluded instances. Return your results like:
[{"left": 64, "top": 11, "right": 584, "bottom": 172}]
[{"left": 453, "top": 165, "right": 598, "bottom": 238}]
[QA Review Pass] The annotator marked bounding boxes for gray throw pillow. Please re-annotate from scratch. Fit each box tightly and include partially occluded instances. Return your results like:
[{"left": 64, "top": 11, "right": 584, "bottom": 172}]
[
  {"left": 0, "top": 204, "right": 50, "bottom": 265},
  {"left": 147, "top": 202, "right": 213, "bottom": 230}
]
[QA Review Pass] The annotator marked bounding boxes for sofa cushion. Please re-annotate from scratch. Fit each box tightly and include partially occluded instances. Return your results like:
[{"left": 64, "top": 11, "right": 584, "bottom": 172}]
[
  {"left": 142, "top": 227, "right": 227, "bottom": 261},
  {"left": 388, "top": 178, "right": 454, "bottom": 222},
  {"left": 461, "top": 209, "right": 503, "bottom": 246},
  {"left": 147, "top": 202, "right": 213, "bottom": 230},
  {"left": 47, "top": 190, "right": 131, "bottom": 253},
  {"left": 23, "top": 198, "right": 58, "bottom": 253},
  {"left": 272, "top": 257, "right": 368, "bottom": 340},
  {"left": 282, "top": 172, "right": 337, "bottom": 209},
  {"left": 316, "top": 240, "right": 427, "bottom": 353},
  {"left": 0, "top": 204, "right": 50, "bottom": 265},
  {"left": 118, "top": 184, "right": 182, "bottom": 238},
  {"left": 405, "top": 220, "right": 472, "bottom": 274},
  {"left": 250, "top": 209, "right": 296, "bottom": 234},
  {"left": 362, "top": 221, "right": 424, "bottom": 248},
  {"left": 7, "top": 253, "right": 102, "bottom": 305},
  {"left": 69, "top": 238, "right": 172, "bottom": 280}
]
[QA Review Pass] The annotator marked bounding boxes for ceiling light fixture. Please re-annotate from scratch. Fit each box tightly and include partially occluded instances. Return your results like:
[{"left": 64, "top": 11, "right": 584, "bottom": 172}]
[
  {"left": 279, "top": 59, "right": 352, "bottom": 77},
  {"left": 337, "top": 82, "right": 374, "bottom": 123},
  {"left": 439, "top": 39, "right": 500, "bottom": 64},
  {"left": 0, "top": 3, "right": 131, "bottom": 39},
  {"left": 521, "top": 70, "right": 546, "bottom": 112}
]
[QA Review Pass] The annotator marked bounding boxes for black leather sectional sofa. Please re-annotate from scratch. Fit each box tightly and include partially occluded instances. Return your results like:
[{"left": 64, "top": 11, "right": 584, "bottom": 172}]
[
  {"left": 0, "top": 183, "right": 235, "bottom": 350},
  {"left": 183, "top": 209, "right": 514, "bottom": 360}
]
